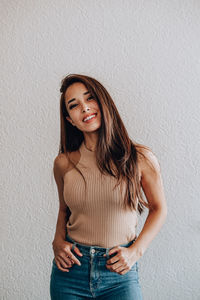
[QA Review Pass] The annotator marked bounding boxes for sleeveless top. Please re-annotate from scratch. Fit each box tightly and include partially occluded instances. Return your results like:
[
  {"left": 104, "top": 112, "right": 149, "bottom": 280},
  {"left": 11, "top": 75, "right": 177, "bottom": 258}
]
[{"left": 64, "top": 141, "right": 138, "bottom": 247}]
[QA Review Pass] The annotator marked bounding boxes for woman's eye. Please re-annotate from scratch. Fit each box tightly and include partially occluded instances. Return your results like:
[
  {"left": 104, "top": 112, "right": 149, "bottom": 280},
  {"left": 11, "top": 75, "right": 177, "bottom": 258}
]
[
  {"left": 69, "top": 97, "right": 95, "bottom": 109},
  {"left": 69, "top": 104, "right": 77, "bottom": 109}
]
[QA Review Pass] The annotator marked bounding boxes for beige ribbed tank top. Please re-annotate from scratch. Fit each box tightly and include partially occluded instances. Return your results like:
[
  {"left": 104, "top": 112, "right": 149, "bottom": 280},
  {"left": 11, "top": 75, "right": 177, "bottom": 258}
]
[{"left": 64, "top": 141, "right": 138, "bottom": 247}]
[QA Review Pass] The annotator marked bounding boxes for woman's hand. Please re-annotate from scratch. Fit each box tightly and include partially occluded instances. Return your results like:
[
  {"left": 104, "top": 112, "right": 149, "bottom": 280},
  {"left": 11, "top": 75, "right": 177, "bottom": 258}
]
[
  {"left": 103, "top": 245, "right": 141, "bottom": 275},
  {"left": 52, "top": 238, "right": 83, "bottom": 272}
]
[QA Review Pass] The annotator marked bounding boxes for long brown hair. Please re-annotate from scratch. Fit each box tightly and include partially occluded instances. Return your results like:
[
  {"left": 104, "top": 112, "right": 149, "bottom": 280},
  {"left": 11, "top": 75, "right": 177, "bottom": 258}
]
[{"left": 58, "top": 73, "right": 152, "bottom": 215}]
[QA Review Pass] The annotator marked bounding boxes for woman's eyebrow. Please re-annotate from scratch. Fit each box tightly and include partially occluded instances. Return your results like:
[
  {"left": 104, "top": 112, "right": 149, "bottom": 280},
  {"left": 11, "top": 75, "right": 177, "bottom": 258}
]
[{"left": 67, "top": 91, "right": 90, "bottom": 105}]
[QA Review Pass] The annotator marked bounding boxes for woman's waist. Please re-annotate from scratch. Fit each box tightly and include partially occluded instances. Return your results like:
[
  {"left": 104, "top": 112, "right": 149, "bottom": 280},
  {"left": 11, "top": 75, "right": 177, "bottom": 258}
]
[{"left": 66, "top": 232, "right": 137, "bottom": 257}]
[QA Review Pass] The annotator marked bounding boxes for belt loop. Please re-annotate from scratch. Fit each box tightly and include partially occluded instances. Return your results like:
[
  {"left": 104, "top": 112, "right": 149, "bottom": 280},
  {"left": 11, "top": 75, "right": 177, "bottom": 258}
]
[
  {"left": 106, "top": 248, "right": 110, "bottom": 259},
  {"left": 71, "top": 242, "right": 76, "bottom": 251}
]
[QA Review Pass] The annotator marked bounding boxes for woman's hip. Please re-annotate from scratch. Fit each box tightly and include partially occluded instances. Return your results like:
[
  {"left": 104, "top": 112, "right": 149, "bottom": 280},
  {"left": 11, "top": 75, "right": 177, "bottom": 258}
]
[{"left": 50, "top": 234, "right": 142, "bottom": 299}]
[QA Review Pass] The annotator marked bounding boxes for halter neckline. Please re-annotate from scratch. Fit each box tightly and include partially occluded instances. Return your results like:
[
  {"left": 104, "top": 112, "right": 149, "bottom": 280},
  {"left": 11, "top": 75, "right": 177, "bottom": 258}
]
[{"left": 82, "top": 141, "right": 96, "bottom": 153}]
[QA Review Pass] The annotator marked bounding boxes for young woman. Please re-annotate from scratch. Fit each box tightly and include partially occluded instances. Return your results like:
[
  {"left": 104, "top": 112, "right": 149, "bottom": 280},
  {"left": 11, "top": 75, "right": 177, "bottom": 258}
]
[{"left": 50, "top": 74, "right": 167, "bottom": 300}]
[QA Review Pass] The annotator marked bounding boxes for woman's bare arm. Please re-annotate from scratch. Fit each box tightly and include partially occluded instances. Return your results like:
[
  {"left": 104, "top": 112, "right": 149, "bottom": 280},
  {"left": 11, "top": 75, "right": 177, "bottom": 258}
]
[
  {"left": 52, "top": 154, "right": 70, "bottom": 244},
  {"left": 129, "top": 149, "right": 168, "bottom": 256},
  {"left": 51, "top": 154, "right": 83, "bottom": 270}
]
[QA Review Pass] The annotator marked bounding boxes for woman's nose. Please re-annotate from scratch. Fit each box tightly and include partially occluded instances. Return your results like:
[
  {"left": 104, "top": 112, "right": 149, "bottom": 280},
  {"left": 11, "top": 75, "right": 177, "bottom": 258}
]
[{"left": 81, "top": 103, "right": 90, "bottom": 112}]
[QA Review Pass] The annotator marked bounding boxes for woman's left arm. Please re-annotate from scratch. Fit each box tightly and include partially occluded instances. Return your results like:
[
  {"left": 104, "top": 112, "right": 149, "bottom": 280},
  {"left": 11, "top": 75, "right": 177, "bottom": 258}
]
[{"left": 129, "top": 149, "right": 168, "bottom": 257}]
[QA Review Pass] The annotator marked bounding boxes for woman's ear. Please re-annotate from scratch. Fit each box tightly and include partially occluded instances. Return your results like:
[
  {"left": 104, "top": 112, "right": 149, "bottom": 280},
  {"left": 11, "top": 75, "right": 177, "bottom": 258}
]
[{"left": 66, "top": 116, "right": 75, "bottom": 126}]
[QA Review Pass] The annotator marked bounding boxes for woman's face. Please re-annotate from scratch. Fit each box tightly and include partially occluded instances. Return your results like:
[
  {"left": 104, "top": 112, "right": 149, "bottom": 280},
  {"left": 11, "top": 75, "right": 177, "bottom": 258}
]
[{"left": 65, "top": 82, "right": 101, "bottom": 133}]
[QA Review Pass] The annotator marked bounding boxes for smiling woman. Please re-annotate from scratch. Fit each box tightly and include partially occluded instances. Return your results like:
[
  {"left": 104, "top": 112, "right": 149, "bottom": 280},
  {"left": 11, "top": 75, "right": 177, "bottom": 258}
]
[
  {"left": 64, "top": 82, "right": 102, "bottom": 138},
  {"left": 50, "top": 73, "right": 167, "bottom": 300}
]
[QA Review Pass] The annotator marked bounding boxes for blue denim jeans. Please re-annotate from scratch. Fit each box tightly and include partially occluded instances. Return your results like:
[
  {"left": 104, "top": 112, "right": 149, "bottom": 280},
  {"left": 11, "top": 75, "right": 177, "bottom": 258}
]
[{"left": 50, "top": 234, "right": 143, "bottom": 299}]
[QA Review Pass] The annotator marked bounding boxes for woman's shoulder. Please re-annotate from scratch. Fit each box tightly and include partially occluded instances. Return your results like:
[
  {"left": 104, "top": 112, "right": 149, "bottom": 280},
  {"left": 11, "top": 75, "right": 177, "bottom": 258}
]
[
  {"left": 53, "top": 152, "right": 71, "bottom": 180},
  {"left": 135, "top": 143, "right": 153, "bottom": 158},
  {"left": 54, "top": 149, "right": 81, "bottom": 179},
  {"left": 135, "top": 143, "right": 161, "bottom": 176},
  {"left": 54, "top": 152, "right": 69, "bottom": 167}
]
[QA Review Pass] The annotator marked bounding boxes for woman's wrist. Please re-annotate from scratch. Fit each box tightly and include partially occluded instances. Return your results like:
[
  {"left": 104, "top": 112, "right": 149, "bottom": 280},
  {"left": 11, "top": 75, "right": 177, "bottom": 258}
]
[
  {"left": 52, "top": 235, "right": 65, "bottom": 246},
  {"left": 128, "top": 242, "right": 145, "bottom": 258}
]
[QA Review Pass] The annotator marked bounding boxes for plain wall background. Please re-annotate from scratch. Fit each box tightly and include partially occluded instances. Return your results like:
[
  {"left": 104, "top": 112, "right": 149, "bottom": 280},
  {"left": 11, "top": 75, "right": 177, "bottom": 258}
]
[{"left": 1, "top": 1, "right": 200, "bottom": 299}]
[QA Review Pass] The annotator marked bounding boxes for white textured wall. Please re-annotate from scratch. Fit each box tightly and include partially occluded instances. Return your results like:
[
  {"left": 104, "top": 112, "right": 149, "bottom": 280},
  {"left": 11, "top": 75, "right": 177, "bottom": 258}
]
[{"left": 1, "top": 1, "right": 200, "bottom": 299}]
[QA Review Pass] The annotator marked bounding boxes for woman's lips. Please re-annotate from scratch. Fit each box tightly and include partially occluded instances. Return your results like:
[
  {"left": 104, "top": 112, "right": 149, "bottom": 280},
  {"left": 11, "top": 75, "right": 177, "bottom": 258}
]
[{"left": 83, "top": 113, "right": 97, "bottom": 123}]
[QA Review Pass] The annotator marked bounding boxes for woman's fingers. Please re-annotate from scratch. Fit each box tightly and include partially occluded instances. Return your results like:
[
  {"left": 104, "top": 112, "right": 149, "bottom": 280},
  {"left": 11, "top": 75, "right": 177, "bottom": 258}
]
[
  {"left": 55, "top": 258, "right": 69, "bottom": 272},
  {"left": 68, "top": 251, "right": 81, "bottom": 266},
  {"left": 73, "top": 246, "right": 83, "bottom": 257},
  {"left": 55, "top": 250, "right": 81, "bottom": 271},
  {"left": 60, "top": 255, "right": 74, "bottom": 268},
  {"left": 53, "top": 241, "right": 82, "bottom": 271},
  {"left": 57, "top": 256, "right": 71, "bottom": 268}
]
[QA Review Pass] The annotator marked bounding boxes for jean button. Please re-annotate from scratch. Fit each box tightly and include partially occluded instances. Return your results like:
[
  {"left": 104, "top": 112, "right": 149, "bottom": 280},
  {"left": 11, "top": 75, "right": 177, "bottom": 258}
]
[{"left": 91, "top": 249, "right": 95, "bottom": 253}]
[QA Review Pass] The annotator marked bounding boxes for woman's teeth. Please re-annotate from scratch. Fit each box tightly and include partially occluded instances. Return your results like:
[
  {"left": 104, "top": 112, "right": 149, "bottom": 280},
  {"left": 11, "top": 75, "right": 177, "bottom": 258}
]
[{"left": 83, "top": 114, "right": 96, "bottom": 122}]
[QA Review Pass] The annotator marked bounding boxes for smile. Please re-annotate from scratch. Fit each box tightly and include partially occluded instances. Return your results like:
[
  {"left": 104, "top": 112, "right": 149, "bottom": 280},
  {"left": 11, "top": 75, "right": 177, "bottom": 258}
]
[{"left": 83, "top": 113, "right": 97, "bottom": 122}]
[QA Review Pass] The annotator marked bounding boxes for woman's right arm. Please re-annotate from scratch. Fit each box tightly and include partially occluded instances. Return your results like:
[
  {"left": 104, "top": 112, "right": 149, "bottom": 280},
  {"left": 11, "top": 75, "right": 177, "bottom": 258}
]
[
  {"left": 51, "top": 155, "right": 82, "bottom": 271},
  {"left": 52, "top": 155, "right": 69, "bottom": 243}
]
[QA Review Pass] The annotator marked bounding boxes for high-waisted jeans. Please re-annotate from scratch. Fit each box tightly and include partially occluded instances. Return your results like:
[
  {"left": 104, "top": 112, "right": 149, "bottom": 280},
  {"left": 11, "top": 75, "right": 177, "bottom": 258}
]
[{"left": 50, "top": 234, "right": 143, "bottom": 299}]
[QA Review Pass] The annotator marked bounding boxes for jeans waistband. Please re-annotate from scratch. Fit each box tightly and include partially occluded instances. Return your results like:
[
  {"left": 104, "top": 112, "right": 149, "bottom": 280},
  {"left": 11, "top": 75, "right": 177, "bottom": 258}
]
[{"left": 66, "top": 234, "right": 137, "bottom": 258}]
